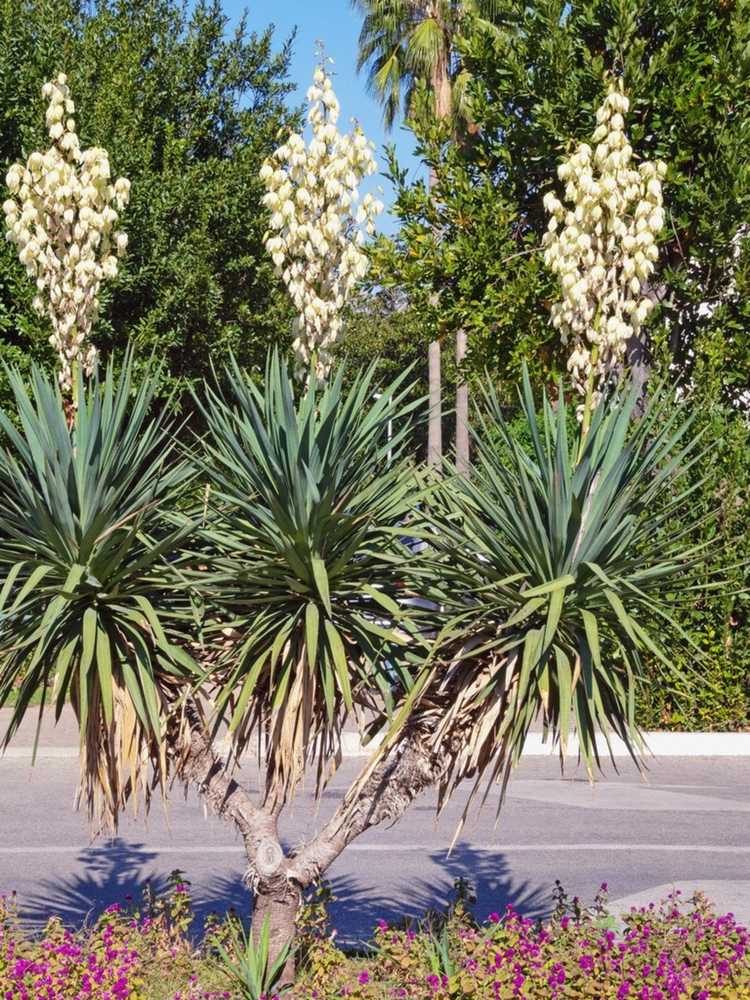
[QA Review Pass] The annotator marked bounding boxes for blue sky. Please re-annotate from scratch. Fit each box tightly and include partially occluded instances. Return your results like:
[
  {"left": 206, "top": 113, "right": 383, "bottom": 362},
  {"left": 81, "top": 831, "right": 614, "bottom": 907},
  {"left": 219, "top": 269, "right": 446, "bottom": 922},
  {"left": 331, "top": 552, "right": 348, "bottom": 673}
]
[{"left": 223, "top": 0, "right": 422, "bottom": 231}]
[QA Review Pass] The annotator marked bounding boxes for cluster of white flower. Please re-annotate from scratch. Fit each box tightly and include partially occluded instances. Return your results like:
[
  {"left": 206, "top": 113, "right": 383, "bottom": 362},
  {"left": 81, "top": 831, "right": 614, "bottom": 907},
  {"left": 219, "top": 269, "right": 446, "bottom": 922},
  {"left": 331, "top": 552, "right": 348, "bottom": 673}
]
[
  {"left": 261, "top": 63, "right": 382, "bottom": 378},
  {"left": 3, "top": 73, "right": 130, "bottom": 391},
  {"left": 542, "top": 80, "right": 667, "bottom": 401}
]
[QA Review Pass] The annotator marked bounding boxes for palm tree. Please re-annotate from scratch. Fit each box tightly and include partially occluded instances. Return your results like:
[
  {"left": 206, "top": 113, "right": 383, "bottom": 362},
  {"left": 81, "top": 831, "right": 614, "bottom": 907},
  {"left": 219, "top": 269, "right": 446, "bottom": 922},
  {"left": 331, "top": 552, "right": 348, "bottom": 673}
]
[{"left": 353, "top": 0, "right": 500, "bottom": 472}]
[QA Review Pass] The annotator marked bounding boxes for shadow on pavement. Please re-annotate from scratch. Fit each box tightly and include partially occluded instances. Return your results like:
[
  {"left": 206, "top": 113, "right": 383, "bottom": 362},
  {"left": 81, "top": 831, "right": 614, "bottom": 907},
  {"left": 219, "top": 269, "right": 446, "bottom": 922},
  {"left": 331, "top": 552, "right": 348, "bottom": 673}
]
[
  {"left": 19, "top": 840, "right": 552, "bottom": 944},
  {"left": 21, "top": 839, "right": 166, "bottom": 929},
  {"left": 324, "top": 844, "right": 550, "bottom": 945}
]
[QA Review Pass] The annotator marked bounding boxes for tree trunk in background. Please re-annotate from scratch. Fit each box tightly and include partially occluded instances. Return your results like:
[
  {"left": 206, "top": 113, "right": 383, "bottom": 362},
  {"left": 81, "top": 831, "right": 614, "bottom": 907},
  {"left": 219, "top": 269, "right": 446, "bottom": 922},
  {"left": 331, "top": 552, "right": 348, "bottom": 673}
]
[
  {"left": 427, "top": 338, "right": 442, "bottom": 465},
  {"left": 426, "top": 40, "right": 453, "bottom": 469},
  {"left": 626, "top": 333, "right": 651, "bottom": 416},
  {"left": 455, "top": 327, "right": 469, "bottom": 474}
]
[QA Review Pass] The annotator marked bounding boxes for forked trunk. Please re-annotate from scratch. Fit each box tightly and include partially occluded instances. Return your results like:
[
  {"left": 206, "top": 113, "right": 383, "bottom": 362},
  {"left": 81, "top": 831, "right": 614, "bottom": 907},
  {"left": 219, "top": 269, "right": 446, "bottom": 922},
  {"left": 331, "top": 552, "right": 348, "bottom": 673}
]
[{"left": 176, "top": 704, "right": 301, "bottom": 979}]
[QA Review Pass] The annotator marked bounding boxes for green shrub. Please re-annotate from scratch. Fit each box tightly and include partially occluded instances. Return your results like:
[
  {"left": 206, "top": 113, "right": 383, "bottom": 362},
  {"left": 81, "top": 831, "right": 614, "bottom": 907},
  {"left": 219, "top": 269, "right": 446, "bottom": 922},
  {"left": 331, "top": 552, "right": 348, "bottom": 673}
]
[{"left": 637, "top": 384, "right": 750, "bottom": 731}]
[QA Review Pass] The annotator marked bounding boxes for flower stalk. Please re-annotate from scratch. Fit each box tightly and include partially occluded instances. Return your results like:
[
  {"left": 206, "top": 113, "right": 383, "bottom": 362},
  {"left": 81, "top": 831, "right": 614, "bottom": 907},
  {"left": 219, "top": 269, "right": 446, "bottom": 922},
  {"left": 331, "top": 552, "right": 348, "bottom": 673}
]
[{"left": 543, "top": 79, "right": 666, "bottom": 415}]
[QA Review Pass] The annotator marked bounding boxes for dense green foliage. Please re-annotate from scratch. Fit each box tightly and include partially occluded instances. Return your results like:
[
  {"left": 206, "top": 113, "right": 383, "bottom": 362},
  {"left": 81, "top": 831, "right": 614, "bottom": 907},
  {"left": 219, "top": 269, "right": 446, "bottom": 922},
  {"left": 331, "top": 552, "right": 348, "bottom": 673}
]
[
  {"left": 358, "top": 0, "right": 750, "bottom": 728},
  {"left": 370, "top": 0, "right": 750, "bottom": 397},
  {"left": 411, "top": 373, "right": 724, "bottom": 826},
  {"left": 0, "top": 0, "right": 297, "bottom": 405},
  {"left": 637, "top": 375, "right": 750, "bottom": 731}
]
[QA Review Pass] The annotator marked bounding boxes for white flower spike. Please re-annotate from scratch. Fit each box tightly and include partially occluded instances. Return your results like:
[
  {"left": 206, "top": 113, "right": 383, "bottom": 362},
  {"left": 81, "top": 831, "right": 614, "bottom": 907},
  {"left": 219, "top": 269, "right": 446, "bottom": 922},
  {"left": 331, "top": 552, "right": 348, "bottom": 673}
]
[
  {"left": 261, "top": 61, "right": 381, "bottom": 379},
  {"left": 543, "top": 79, "right": 666, "bottom": 409},
  {"left": 3, "top": 73, "right": 130, "bottom": 392}
]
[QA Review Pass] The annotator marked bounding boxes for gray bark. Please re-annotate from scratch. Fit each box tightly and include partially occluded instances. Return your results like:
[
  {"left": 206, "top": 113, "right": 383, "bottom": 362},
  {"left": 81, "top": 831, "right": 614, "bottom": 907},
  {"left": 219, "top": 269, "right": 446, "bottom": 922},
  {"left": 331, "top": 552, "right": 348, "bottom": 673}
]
[
  {"left": 176, "top": 704, "right": 298, "bottom": 980},
  {"left": 455, "top": 328, "right": 469, "bottom": 475},
  {"left": 286, "top": 725, "right": 452, "bottom": 888},
  {"left": 427, "top": 338, "right": 443, "bottom": 467}
]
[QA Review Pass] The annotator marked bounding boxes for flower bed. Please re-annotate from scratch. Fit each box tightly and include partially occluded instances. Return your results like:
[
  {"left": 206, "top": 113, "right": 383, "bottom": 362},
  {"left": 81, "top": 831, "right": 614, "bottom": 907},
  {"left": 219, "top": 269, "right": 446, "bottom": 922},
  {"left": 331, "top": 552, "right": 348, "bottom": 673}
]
[{"left": 1, "top": 878, "right": 748, "bottom": 999}]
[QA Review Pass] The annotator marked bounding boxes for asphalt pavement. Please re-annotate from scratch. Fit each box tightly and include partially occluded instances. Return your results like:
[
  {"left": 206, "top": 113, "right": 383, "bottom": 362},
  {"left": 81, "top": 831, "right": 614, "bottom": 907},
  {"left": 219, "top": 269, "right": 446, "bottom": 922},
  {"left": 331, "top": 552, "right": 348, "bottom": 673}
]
[{"left": 1, "top": 751, "right": 749, "bottom": 941}]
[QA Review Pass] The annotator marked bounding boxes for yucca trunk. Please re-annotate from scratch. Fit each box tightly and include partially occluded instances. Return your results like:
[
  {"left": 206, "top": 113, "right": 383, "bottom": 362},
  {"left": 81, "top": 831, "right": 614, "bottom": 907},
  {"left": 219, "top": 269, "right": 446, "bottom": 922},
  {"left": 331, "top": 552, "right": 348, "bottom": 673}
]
[
  {"left": 177, "top": 706, "right": 300, "bottom": 977},
  {"left": 250, "top": 877, "right": 300, "bottom": 983}
]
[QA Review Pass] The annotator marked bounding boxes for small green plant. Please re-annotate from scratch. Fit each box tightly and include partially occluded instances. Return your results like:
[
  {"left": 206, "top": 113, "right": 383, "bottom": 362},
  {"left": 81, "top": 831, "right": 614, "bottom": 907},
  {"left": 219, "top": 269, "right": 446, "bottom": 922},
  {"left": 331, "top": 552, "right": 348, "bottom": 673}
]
[
  {"left": 215, "top": 915, "right": 294, "bottom": 999},
  {"left": 422, "top": 924, "right": 456, "bottom": 980}
]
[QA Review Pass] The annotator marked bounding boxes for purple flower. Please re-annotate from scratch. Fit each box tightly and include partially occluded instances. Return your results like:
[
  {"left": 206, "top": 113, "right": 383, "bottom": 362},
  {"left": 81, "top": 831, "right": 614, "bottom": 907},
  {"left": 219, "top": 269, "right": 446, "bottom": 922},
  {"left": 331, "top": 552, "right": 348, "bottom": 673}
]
[
  {"left": 358, "top": 970, "right": 370, "bottom": 984},
  {"left": 578, "top": 953, "right": 595, "bottom": 972}
]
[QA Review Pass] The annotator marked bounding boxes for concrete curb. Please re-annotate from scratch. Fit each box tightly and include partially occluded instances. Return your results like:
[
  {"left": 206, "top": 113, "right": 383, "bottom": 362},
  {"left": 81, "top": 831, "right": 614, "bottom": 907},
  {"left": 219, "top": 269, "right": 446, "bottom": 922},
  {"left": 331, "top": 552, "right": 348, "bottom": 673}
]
[
  {"left": 4, "top": 730, "right": 750, "bottom": 760},
  {"left": 341, "top": 731, "right": 750, "bottom": 758}
]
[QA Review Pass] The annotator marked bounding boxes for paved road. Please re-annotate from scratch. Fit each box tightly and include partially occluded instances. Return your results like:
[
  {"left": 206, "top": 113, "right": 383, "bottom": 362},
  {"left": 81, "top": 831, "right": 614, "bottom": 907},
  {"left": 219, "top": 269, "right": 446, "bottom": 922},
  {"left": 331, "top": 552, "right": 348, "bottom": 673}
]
[{"left": 1, "top": 754, "right": 749, "bottom": 941}]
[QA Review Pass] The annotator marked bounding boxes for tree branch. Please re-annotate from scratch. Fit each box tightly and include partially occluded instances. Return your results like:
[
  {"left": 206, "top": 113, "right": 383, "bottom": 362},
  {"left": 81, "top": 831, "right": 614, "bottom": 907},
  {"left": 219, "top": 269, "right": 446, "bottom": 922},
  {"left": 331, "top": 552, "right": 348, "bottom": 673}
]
[
  {"left": 176, "top": 699, "right": 280, "bottom": 866},
  {"left": 286, "top": 723, "right": 450, "bottom": 887}
]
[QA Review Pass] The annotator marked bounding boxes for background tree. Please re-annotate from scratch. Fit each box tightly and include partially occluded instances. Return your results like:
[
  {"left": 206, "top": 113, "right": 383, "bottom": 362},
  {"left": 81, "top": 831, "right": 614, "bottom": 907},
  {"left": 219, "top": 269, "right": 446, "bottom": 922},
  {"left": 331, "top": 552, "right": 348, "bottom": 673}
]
[
  {"left": 353, "top": 0, "right": 503, "bottom": 470},
  {"left": 368, "top": 0, "right": 750, "bottom": 727},
  {"left": 0, "top": 0, "right": 298, "bottom": 408}
]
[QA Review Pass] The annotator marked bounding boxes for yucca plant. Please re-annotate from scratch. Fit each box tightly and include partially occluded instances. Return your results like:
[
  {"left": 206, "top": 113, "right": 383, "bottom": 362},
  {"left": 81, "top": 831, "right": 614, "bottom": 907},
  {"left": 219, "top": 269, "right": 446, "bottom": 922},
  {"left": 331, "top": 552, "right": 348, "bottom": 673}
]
[
  {"left": 0, "top": 357, "right": 196, "bottom": 830},
  {"left": 188, "top": 352, "right": 433, "bottom": 961},
  {"left": 215, "top": 915, "right": 294, "bottom": 999},
  {"left": 407, "top": 371, "right": 723, "bottom": 834}
]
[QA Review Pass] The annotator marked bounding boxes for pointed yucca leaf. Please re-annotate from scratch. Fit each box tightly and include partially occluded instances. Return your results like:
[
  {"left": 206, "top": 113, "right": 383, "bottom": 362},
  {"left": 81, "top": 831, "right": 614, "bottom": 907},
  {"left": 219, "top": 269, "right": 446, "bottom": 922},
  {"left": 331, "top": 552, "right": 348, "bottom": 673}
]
[
  {"left": 0, "top": 562, "right": 25, "bottom": 610},
  {"left": 543, "top": 587, "right": 565, "bottom": 650},
  {"left": 523, "top": 574, "right": 575, "bottom": 598},
  {"left": 517, "top": 627, "right": 543, "bottom": 707},
  {"left": 8, "top": 565, "right": 54, "bottom": 612},
  {"left": 361, "top": 583, "right": 401, "bottom": 616},
  {"left": 81, "top": 607, "right": 98, "bottom": 678},
  {"left": 554, "top": 644, "right": 573, "bottom": 752},
  {"left": 324, "top": 620, "right": 352, "bottom": 709},
  {"left": 96, "top": 623, "right": 114, "bottom": 727},
  {"left": 304, "top": 601, "right": 320, "bottom": 669},
  {"left": 580, "top": 609, "right": 601, "bottom": 670},
  {"left": 504, "top": 595, "right": 545, "bottom": 627},
  {"left": 310, "top": 555, "right": 332, "bottom": 614}
]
